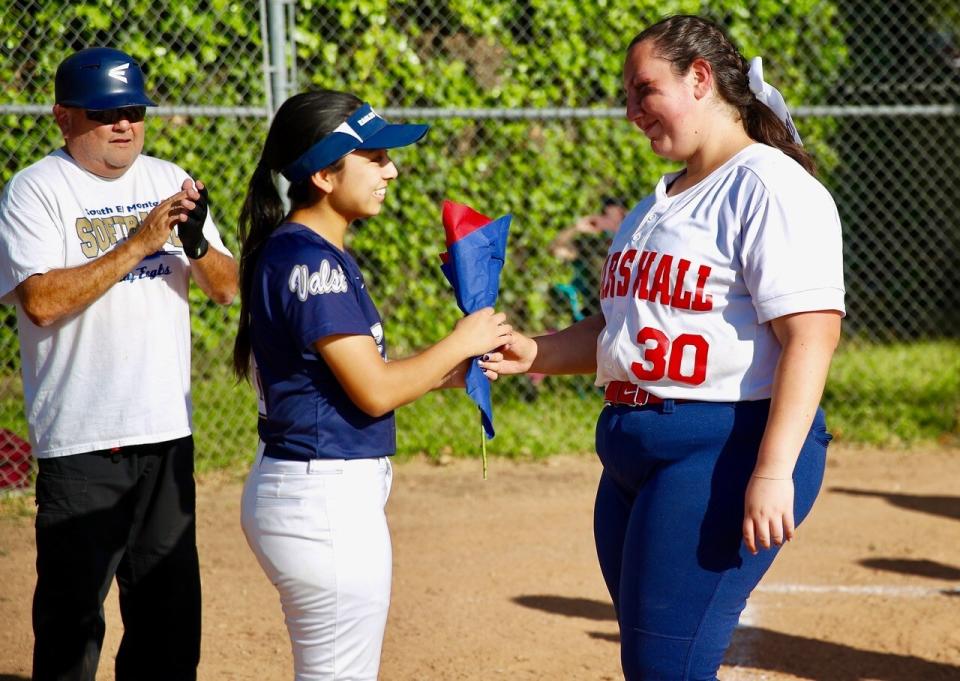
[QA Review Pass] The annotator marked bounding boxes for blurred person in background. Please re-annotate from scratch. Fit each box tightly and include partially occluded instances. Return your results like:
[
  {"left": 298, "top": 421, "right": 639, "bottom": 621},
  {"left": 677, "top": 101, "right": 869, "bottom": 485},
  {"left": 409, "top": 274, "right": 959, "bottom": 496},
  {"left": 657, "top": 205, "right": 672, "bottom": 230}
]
[{"left": 549, "top": 196, "right": 627, "bottom": 320}]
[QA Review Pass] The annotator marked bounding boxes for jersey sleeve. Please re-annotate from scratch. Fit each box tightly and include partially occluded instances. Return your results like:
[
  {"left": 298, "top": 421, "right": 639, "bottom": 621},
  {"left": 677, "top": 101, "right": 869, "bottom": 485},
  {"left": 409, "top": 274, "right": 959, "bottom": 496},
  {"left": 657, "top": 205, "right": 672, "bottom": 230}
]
[
  {"left": 0, "top": 172, "right": 65, "bottom": 302},
  {"left": 739, "top": 171, "right": 846, "bottom": 324},
  {"left": 269, "top": 248, "right": 372, "bottom": 352}
]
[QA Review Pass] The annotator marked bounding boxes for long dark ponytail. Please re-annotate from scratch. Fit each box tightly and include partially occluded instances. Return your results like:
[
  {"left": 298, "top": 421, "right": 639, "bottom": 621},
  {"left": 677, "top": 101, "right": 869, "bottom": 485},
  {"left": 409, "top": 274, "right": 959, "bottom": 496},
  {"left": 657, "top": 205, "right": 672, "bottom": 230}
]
[
  {"left": 233, "top": 90, "right": 363, "bottom": 380},
  {"left": 628, "top": 15, "right": 816, "bottom": 175}
]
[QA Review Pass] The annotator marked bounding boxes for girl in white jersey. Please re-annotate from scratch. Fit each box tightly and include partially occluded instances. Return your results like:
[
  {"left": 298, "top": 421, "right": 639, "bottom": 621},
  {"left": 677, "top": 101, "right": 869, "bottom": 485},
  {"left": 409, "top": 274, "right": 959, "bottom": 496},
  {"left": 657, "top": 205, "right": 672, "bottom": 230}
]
[{"left": 483, "top": 15, "right": 844, "bottom": 680}]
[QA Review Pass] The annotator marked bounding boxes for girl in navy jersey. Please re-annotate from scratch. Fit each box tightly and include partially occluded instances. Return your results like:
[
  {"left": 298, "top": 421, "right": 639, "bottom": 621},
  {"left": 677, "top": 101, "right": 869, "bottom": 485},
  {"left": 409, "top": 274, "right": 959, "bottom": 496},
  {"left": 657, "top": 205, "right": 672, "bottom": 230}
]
[
  {"left": 484, "top": 15, "right": 844, "bottom": 680},
  {"left": 233, "top": 90, "right": 511, "bottom": 681}
]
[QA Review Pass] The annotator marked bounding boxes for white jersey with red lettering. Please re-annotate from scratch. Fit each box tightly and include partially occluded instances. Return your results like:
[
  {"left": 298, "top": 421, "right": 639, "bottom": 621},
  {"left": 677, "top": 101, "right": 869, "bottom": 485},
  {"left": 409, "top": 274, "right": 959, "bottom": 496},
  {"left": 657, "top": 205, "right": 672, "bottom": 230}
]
[{"left": 595, "top": 143, "right": 845, "bottom": 401}]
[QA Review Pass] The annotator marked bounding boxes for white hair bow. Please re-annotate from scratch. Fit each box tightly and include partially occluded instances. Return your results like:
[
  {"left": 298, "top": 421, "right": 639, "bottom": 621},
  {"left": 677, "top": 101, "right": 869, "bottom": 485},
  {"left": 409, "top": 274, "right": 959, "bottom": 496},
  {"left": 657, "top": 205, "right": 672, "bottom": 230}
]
[{"left": 747, "top": 56, "right": 802, "bottom": 145}]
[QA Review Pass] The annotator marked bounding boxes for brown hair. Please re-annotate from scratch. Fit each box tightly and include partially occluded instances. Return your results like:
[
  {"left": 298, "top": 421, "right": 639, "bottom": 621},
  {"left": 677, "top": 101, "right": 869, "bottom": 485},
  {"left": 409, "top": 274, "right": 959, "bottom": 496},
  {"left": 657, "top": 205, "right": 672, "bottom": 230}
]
[
  {"left": 233, "top": 90, "right": 362, "bottom": 380},
  {"left": 629, "top": 15, "right": 815, "bottom": 175}
]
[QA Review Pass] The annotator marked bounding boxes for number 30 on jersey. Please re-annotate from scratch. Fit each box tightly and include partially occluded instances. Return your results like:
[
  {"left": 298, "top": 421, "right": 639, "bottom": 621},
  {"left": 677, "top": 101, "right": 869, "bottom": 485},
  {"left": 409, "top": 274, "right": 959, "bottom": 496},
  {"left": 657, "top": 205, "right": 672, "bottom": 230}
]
[{"left": 631, "top": 326, "right": 709, "bottom": 385}]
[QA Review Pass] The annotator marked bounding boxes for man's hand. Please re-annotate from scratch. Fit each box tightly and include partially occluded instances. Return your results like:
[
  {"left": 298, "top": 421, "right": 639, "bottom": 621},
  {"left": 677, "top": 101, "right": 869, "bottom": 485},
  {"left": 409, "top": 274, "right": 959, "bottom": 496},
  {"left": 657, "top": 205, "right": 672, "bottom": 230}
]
[
  {"left": 129, "top": 187, "right": 195, "bottom": 258},
  {"left": 178, "top": 180, "right": 210, "bottom": 259}
]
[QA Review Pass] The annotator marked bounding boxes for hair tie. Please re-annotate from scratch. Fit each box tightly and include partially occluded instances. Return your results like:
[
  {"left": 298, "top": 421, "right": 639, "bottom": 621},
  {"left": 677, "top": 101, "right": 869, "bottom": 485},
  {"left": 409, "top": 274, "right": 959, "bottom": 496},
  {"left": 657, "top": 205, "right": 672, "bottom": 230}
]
[{"left": 747, "top": 57, "right": 802, "bottom": 145}]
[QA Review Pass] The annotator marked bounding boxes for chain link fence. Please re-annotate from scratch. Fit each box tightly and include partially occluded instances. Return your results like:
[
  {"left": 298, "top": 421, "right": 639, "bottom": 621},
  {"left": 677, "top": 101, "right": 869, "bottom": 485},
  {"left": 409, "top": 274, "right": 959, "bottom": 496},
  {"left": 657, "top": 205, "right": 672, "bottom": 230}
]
[{"left": 2, "top": 0, "right": 958, "bottom": 492}]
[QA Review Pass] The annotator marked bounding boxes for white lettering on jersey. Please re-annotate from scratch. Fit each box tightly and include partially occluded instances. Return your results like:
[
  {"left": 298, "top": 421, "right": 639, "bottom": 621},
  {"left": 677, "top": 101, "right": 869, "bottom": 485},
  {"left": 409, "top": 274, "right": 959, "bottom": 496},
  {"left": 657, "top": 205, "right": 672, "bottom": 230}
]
[
  {"left": 288, "top": 261, "right": 349, "bottom": 301},
  {"left": 370, "top": 322, "right": 385, "bottom": 357}
]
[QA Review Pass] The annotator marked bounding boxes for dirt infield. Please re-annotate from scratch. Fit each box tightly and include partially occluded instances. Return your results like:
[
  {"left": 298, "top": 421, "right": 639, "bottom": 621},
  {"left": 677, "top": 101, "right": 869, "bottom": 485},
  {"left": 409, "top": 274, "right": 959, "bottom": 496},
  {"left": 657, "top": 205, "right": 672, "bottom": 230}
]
[{"left": 1, "top": 445, "right": 958, "bottom": 680}]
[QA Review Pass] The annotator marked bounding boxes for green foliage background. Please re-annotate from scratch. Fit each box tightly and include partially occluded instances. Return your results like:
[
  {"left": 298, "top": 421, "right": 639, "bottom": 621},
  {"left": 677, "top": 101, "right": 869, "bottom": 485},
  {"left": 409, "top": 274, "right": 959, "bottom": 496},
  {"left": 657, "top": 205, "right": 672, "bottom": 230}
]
[
  {"left": 1, "top": 0, "right": 957, "bottom": 468},
  {"left": 0, "top": 0, "right": 849, "bottom": 356},
  {"left": 289, "top": 0, "right": 847, "bottom": 352}
]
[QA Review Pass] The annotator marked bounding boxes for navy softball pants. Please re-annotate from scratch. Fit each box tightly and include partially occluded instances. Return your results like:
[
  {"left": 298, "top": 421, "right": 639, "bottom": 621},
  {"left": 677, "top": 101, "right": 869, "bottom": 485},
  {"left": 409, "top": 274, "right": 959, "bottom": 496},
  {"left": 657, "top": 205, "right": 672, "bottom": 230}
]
[{"left": 594, "top": 399, "right": 829, "bottom": 681}]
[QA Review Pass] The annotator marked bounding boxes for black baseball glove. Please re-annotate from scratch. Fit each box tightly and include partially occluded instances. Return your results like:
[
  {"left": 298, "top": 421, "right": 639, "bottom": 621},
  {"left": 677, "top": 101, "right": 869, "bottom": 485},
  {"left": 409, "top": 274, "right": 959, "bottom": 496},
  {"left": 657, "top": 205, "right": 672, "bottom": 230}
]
[{"left": 179, "top": 186, "right": 210, "bottom": 259}]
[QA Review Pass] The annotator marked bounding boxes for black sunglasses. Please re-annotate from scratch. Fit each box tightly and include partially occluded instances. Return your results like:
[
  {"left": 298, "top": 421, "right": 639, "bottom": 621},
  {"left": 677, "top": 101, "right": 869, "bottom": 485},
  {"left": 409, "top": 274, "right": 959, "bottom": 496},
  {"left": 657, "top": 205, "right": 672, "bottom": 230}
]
[{"left": 85, "top": 106, "right": 147, "bottom": 125}]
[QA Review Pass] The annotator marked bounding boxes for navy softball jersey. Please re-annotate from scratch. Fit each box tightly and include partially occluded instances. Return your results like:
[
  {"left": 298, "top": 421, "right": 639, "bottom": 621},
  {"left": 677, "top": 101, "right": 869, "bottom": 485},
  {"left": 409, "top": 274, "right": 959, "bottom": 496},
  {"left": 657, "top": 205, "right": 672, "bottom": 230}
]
[{"left": 250, "top": 222, "right": 396, "bottom": 460}]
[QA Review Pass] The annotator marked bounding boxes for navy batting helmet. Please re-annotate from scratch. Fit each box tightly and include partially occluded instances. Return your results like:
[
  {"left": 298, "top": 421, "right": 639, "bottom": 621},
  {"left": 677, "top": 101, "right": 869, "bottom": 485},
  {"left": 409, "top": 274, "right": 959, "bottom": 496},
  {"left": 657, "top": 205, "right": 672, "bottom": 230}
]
[{"left": 55, "top": 47, "right": 156, "bottom": 110}]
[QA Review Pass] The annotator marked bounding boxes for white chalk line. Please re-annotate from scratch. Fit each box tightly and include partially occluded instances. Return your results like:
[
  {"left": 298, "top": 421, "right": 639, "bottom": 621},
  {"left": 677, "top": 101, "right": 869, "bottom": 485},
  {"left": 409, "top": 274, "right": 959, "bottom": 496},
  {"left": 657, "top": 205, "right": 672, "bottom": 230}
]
[
  {"left": 755, "top": 583, "right": 960, "bottom": 597},
  {"left": 736, "top": 583, "right": 956, "bottom": 645},
  {"left": 741, "top": 583, "right": 957, "bottom": 630},
  {"left": 729, "top": 583, "right": 958, "bottom": 671}
]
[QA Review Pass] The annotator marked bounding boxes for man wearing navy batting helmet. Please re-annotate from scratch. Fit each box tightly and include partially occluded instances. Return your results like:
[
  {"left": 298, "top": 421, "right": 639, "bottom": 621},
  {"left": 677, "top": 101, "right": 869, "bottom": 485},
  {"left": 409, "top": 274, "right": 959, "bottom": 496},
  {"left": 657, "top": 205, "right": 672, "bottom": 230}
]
[{"left": 0, "top": 47, "right": 238, "bottom": 680}]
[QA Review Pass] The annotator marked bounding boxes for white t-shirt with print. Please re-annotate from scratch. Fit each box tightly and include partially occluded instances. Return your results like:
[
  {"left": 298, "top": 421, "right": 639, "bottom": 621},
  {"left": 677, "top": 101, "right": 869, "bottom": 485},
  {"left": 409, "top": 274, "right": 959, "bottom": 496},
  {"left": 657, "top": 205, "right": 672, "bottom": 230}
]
[
  {"left": 596, "top": 143, "right": 845, "bottom": 401},
  {"left": 0, "top": 149, "right": 231, "bottom": 457}
]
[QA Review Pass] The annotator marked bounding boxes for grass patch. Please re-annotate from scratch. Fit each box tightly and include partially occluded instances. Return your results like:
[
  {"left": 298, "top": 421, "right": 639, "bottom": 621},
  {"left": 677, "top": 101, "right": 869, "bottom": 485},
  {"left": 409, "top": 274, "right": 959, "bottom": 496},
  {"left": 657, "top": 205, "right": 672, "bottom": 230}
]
[
  {"left": 190, "top": 368, "right": 259, "bottom": 473},
  {"left": 0, "top": 492, "right": 35, "bottom": 518},
  {"left": 0, "top": 375, "right": 27, "bottom": 439},
  {"left": 189, "top": 371, "right": 601, "bottom": 469},
  {"left": 823, "top": 339, "right": 959, "bottom": 446},
  {"left": 396, "top": 378, "right": 600, "bottom": 461},
  {"left": 2, "top": 341, "right": 957, "bottom": 485},
  {"left": 401, "top": 340, "right": 959, "bottom": 457}
]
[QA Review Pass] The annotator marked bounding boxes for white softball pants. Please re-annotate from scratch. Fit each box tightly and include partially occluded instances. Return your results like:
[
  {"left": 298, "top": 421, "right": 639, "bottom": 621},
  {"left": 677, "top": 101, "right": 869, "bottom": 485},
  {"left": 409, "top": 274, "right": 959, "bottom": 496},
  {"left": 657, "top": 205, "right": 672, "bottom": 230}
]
[{"left": 241, "top": 446, "right": 393, "bottom": 681}]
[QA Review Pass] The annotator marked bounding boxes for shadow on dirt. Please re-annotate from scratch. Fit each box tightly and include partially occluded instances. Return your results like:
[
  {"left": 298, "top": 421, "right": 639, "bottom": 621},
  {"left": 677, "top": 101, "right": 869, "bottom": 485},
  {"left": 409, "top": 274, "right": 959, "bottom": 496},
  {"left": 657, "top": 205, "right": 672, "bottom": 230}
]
[
  {"left": 728, "top": 626, "right": 960, "bottom": 680},
  {"left": 514, "top": 595, "right": 621, "bottom": 646},
  {"left": 587, "top": 631, "right": 620, "bottom": 643},
  {"left": 513, "top": 594, "right": 615, "bottom": 621},
  {"left": 859, "top": 557, "right": 960, "bottom": 581},
  {"left": 515, "top": 595, "right": 960, "bottom": 680},
  {"left": 831, "top": 487, "right": 960, "bottom": 521}
]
